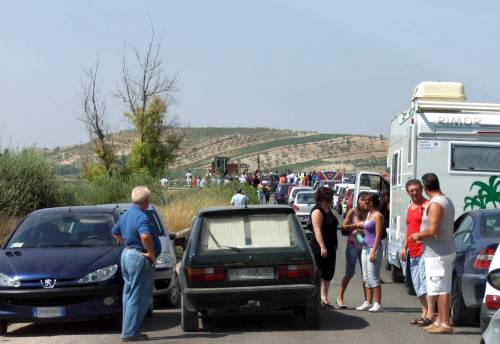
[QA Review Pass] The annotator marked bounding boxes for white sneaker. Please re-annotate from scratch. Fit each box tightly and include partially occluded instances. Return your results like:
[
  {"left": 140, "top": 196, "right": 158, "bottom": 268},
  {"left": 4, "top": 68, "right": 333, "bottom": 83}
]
[
  {"left": 355, "top": 301, "right": 372, "bottom": 311},
  {"left": 368, "top": 302, "right": 383, "bottom": 313}
]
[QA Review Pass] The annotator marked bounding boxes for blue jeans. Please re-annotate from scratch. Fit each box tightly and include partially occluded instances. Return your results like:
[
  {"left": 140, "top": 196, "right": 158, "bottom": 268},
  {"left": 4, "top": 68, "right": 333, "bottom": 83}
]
[
  {"left": 121, "top": 248, "right": 154, "bottom": 339},
  {"left": 345, "top": 242, "right": 361, "bottom": 278},
  {"left": 361, "top": 246, "right": 383, "bottom": 288}
]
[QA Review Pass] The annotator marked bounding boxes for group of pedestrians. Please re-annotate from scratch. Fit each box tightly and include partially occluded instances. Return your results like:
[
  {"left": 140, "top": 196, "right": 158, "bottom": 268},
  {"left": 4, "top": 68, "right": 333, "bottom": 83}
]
[{"left": 309, "top": 173, "right": 456, "bottom": 335}]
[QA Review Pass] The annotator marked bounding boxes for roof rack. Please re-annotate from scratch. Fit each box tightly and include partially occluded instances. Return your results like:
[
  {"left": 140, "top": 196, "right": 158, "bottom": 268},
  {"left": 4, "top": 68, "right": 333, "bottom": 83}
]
[{"left": 415, "top": 100, "right": 500, "bottom": 113}]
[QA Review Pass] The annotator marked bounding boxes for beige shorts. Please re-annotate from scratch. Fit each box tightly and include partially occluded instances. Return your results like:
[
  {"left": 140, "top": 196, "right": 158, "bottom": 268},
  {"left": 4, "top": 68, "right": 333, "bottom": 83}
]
[{"left": 424, "top": 253, "right": 456, "bottom": 296}]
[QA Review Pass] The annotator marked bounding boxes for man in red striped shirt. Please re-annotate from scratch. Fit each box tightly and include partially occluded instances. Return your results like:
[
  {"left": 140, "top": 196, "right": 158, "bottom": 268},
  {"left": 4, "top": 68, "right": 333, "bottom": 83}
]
[{"left": 401, "top": 179, "right": 433, "bottom": 327}]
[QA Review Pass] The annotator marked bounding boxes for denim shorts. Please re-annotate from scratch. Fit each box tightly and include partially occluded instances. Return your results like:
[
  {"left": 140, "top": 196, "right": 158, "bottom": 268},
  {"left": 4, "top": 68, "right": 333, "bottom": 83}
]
[
  {"left": 345, "top": 242, "right": 361, "bottom": 277},
  {"left": 410, "top": 256, "right": 427, "bottom": 297},
  {"left": 361, "top": 246, "right": 383, "bottom": 288}
]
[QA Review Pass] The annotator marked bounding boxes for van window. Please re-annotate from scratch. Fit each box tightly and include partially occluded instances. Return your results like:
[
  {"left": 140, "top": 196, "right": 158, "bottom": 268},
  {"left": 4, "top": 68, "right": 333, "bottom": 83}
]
[
  {"left": 407, "top": 126, "right": 413, "bottom": 165},
  {"left": 391, "top": 151, "right": 401, "bottom": 185},
  {"left": 451, "top": 144, "right": 500, "bottom": 173}
]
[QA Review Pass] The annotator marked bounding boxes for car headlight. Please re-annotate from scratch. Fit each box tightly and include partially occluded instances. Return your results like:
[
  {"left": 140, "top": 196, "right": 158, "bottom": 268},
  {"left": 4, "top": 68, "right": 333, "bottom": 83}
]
[
  {"left": 156, "top": 251, "right": 174, "bottom": 268},
  {"left": 0, "top": 272, "right": 20, "bottom": 287},
  {"left": 77, "top": 265, "right": 118, "bottom": 284}
]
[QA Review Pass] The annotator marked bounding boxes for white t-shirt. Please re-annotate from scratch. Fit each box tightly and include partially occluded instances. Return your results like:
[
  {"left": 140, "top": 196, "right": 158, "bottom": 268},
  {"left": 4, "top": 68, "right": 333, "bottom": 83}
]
[{"left": 231, "top": 193, "right": 248, "bottom": 206}]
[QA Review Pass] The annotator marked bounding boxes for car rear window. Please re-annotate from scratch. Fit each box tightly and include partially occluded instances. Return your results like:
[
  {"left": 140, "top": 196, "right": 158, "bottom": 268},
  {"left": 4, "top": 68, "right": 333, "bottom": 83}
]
[
  {"left": 199, "top": 214, "right": 303, "bottom": 252},
  {"left": 481, "top": 214, "right": 500, "bottom": 238},
  {"left": 297, "top": 193, "right": 315, "bottom": 204},
  {"left": 7, "top": 212, "right": 117, "bottom": 248}
]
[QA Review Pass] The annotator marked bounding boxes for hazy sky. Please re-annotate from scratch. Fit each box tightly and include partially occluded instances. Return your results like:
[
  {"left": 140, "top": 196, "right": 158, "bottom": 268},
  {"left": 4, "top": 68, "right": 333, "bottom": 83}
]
[{"left": 1, "top": 0, "right": 500, "bottom": 148}]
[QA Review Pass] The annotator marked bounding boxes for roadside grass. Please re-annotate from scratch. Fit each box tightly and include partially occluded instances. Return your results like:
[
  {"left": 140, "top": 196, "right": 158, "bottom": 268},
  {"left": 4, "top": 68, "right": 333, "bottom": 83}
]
[
  {"left": 159, "top": 183, "right": 257, "bottom": 232},
  {"left": 0, "top": 216, "right": 19, "bottom": 246}
]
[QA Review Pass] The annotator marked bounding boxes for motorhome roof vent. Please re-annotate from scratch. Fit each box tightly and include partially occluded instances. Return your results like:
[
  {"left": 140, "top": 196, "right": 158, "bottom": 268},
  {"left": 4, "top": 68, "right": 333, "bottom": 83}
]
[{"left": 412, "top": 81, "right": 466, "bottom": 102}]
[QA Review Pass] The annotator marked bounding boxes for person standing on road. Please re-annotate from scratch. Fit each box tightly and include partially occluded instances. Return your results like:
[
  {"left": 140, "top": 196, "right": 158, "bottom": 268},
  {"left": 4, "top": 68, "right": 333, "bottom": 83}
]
[
  {"left": 112, "top": 186, "right": 161, "bottom": 342},
  {"left": 310, "top": 187, "right": 338, "bottom": 308},
  {"left": 401, "top": 179, "right": 433, "bottom": 326},
  {"left": 231, "top": 188, "right": 248, "bottom": 206},
  {"left": 409, "top": 173, "right": 456, "bottom": 334},
  {"left": 336, "top": 192, "right": 368, "bottom": 309},
  {"left": 356, "top": 192, "right": 384, "bottom": 312}
]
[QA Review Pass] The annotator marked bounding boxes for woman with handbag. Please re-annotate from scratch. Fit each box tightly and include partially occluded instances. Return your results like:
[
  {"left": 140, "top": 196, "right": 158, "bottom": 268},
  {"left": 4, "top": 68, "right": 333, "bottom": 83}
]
[{"left": 336, "top": 192, "right": 368, "bottom": 309}]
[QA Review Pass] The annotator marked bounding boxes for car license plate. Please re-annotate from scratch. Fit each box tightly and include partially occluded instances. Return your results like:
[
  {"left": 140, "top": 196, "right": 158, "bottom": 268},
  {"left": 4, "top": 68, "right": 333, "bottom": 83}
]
[
  {"left": 33, "top": 306, "right": 66, "bottom": 318},
  {"left": 229, "top": 267, "right": 275, "bottom": 280}
]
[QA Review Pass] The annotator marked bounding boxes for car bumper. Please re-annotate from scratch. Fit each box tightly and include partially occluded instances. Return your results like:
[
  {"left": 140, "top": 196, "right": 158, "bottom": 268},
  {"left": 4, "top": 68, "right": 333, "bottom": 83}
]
[
  {"left": 183, "top": 284, "right": 318, "bottom": 312},
  {"left": 462, "top": 273, "right": 487, "bottom": 308},
  {"left": 0, "top": 284, "right": 122, "bottom": 322},
  {"left": 153, "top": 266, "right": 176, "bottom": 296},
  {"left": 480, "top": 304, "right": 497, "bottom": 333}
]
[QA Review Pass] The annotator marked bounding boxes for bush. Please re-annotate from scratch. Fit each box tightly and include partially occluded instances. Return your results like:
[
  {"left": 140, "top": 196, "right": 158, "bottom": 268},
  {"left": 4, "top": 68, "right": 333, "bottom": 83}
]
[
  {"left": 0, "top": 149, "right": 60, "bottom": 216},
  {"left": 72, "top": 173, "right": 167, "bottom": 206}
]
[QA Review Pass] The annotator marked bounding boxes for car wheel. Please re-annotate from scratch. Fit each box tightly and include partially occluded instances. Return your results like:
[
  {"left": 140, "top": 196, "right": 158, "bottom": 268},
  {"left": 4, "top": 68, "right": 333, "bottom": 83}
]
[
  {"left": 304, "top": 293, "right": 320, "bottom": 329},
  {"left": 181, "top": 295, "right": 198, "bottom": 332},
  {"left": 451, "top": 277, "right": 477, "bottom": 326},
  {"left": 0, "top": 320, "right": 7, "bottom": 336},
  {"left": 167, "top": 274, "right": 181, "bottom": 307},
  {"left": 391, "top": 265, "right": 404, "bottom": 283}
]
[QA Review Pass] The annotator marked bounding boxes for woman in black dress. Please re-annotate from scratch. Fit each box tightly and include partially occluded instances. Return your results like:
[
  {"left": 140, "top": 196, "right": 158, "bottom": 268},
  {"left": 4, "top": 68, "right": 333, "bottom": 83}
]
[{"left": 310, "top": 187, "right": 338, "bottom": 307}]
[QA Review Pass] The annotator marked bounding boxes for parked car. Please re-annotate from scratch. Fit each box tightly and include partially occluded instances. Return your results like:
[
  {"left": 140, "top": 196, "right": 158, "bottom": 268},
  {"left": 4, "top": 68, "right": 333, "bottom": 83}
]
[
  {"left": 452, "top": 209, "right": 500, "bottom": 326},
  {"left": 288, "top": 186, "right": 313, "bottom": 205},
  {"left": 101, "top": 204, "right": 180, "bottom": 307},
  {"left": 292, "top": 191, "right": 316, "bottom": 228},
  {"left": 481, "top": 248, "right": 500, "bottom": 343},
  {"left": 275, "top": 183, "right": 293, "bottom": 204},
  {"left": 179, "top": 205, "right": 320, "bottom": 331},
  {"left": 0, "top": 206, "right": 124, "bottom": 335}
]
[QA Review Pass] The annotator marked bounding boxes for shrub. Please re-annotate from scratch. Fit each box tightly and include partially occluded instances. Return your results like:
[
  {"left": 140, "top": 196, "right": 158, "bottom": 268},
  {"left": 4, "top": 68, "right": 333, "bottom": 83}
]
[{"left": 0, "top": 149, "right": 60, "bottom": 216}]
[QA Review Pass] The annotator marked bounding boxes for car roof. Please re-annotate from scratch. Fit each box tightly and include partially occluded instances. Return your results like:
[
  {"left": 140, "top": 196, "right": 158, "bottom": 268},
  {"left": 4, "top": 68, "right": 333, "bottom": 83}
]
[
  {"left": 197, "top": 205, "right": 294, "bottom": 216},
  {"left": 29, "top": 206, "right": 120, "bottom": 215}
]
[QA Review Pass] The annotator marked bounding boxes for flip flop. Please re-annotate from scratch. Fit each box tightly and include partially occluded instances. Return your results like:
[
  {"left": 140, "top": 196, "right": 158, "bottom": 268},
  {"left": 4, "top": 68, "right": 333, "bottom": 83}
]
[
  {"left": 336, "top": 297, "right": 347, "bottom": 309},
  {"left": 409, "top": 316, "right": 424, "bottom": 325},
  {"left": 417, "top": 318, "right": 434, "bottom": 327}
]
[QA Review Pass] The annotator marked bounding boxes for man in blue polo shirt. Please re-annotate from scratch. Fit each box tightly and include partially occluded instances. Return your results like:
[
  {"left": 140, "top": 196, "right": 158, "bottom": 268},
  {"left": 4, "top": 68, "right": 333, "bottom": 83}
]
[{"left": 112, "top": 186, "right": 161, "bottom": 342}]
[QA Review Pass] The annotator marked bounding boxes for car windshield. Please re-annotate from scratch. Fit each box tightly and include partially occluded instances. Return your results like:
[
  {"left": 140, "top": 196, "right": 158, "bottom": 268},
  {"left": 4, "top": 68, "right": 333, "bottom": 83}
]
[
  {"left": 199, "top": 213, "right": 303, "bottom": 253},
  {"left": 291, "top": 188, "right": 309, "bottom": 198},
  {"left": 297, "top": 193, "right": 315, "bottom": 204},
  {"left": 481, "top": 214, "right": 500, "bottom": 238},
  {"left": 6, "top": 212, "right": 117, "bottom": 248}
]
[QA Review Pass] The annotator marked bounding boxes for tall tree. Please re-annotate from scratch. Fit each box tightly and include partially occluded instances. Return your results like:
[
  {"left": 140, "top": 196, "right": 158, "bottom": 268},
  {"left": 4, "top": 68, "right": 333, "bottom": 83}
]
[
  {"left": 116, "top": 28, "right": 183, "bottom": 176},
  {"left": 80, "top": 60, "right": 116, "bottom": 177}
]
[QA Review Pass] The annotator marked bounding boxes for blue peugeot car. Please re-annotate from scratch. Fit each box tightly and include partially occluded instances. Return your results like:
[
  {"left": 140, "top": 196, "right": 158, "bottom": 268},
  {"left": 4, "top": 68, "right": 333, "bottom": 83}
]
[
  {"left": 452, "top": 209, "right": 500, "bottom": 326},
  {"left": 0, "top": 206, "right": 124, "bottom": 335}
]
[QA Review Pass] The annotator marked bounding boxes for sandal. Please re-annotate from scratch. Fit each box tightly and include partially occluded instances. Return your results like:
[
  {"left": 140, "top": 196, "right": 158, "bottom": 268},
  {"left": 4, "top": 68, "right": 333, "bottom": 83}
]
[
  {"left": 321, "top": 301, "right": 334, "bottom": 309},
  {"left": 336, "top": 297, "right": 347, "bottom": 309},
  {"left": 409, "top": 316, "right": 424, "bottom": 325},
  {"left": 417, "top": 318, "right": 434, "bottom": 327}
]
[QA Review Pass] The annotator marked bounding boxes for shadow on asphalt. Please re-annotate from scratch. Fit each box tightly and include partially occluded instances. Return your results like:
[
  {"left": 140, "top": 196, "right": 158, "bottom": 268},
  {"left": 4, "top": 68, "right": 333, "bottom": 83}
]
[{"left": 200, "top": 309, "right": 369, "bottom": 333}]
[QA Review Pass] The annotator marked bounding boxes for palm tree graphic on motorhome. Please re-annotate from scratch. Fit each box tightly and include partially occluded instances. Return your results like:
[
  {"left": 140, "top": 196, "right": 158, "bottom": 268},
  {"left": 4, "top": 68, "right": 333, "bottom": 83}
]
[{"left": 463, "top": 176, "right": 500, "bottom": 211}]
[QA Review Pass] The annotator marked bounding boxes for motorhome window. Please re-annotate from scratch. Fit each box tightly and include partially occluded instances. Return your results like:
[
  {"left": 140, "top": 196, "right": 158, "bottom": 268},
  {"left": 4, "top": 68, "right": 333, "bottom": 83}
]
[
  {"left": 407, "top": 126, "right": 413, "bottom": 164},
  {"left": 451, "top": 144, "right": 500, "bottom": 173},
  {"left": 391, "top": 152, "right": 401, "bottom": 185}
]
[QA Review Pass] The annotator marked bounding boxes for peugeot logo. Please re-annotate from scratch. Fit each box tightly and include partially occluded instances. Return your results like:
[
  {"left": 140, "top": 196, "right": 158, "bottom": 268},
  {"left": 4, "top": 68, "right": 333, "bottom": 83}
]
[{"left": 40, "top": 279, "right": 56, "bottom": 288}]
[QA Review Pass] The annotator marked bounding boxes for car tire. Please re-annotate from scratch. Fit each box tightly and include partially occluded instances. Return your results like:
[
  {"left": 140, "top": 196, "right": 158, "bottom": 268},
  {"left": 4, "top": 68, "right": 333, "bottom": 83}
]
[
  {"left": 181, "top": 295, "right": 198, "bottom": 332},
  {"left": 0, "top": 320, "right": 7, "bottom": 336},
  {"left": 304, "top": 293, "right": 320, "bottom": 329},
  {"left": 167, "top": 273, "right": 181, "bottom": 308},
  {"left": 391, "top": 265, "right": 404, "bottom": 283},
  {"left": 451, "top": 277, "right": 477, "bottom": 326}
]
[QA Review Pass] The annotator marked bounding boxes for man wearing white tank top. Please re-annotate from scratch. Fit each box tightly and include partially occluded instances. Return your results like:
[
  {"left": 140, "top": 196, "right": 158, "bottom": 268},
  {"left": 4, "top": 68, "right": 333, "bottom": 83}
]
[{"left": 409, "top": 173, "right": 456, "bottom": 334}]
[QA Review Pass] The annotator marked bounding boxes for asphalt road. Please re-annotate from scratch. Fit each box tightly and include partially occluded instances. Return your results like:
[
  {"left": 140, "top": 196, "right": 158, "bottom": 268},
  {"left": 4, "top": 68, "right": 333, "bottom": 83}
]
[{"left": 1, "top": 233, "right": 481, "bottom": 344}]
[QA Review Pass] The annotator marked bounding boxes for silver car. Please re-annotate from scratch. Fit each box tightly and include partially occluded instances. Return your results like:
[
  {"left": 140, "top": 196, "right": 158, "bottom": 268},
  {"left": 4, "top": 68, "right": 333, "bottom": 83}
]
[{"left": 293, "top": 191, "right": 316, "bottom": 229}]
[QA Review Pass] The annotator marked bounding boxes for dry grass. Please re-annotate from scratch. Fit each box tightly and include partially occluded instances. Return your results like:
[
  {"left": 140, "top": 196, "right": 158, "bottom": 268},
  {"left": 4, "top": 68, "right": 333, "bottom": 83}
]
[{"left": 0, "top": 216, "right": 20, "bottom": 246}]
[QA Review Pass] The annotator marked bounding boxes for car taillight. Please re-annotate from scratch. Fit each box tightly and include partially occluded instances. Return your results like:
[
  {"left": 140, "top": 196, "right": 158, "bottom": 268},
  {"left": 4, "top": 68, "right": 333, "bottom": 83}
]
[
  {"left": 474, "top": 247, "right": 497, "bottom": 270},
  {"left": 292, "top": 205, "right": 299, "bottom": 212},
  {"left": 485, "top": 294, "right": 500, "bottom": 310},
  {"left": 277, "top": 264, "right": 313, "bottom": 279},
  {"left": 187, "top": 267, "right": 225, "bottom": 282}
]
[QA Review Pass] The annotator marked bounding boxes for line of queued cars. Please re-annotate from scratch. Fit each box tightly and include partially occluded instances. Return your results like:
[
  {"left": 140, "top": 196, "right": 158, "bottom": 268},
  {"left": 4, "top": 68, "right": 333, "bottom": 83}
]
[{"left": 0, "top": 204, "right": 180, "bottom": 335}]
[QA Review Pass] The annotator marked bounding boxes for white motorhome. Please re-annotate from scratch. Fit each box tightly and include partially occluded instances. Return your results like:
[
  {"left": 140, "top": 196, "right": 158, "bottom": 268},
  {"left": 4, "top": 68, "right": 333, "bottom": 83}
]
[{"left": 386, "top": 81, "right": 500, "bottom": 280}]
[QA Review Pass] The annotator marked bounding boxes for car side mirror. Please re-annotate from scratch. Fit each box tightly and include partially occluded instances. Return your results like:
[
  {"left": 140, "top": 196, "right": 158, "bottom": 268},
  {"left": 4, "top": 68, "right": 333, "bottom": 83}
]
[
  {"left": 487, "top": 268, "right": 500, "bottom": 291},
  {"left": 169, "top": 233, "right": 177, "bottom": 241}
]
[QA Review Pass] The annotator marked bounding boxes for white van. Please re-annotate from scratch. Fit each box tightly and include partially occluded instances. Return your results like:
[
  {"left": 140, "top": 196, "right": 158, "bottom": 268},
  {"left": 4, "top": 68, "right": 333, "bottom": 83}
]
[{"left": 386, "top": 81, "right": 500, "bottom": 280}]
